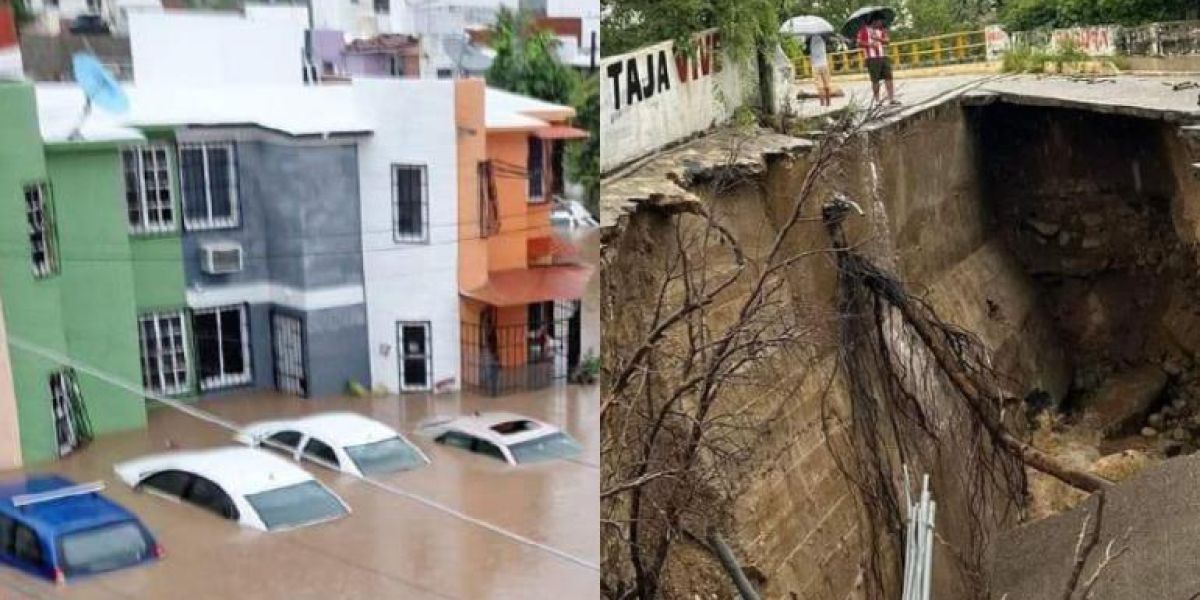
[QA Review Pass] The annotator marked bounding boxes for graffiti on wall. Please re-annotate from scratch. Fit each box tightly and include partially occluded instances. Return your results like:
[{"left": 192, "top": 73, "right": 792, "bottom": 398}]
[
  {"left": 984, "top": 25, "right": 1010, "bottom": 60},
  {"left": 600, "top": 28, "right": 751, "bottom": 173},
  {"left": 1051, "top": 26, "right": 1118, "bottom": 55},
  {"left": 603, "top": 30, "right": 722, "bottom": 112}
]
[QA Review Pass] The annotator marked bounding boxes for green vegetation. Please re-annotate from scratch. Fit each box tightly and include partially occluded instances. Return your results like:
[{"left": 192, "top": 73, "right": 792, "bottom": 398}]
[
  {"left": 487, "top": 8, "right": 580, "bottom": 106},
  {"left": 601, "top": 0, "right": 781, "bottom": 59},
  {"left": 1000, "top": 39, "right": 1091, "bottom": 72},
  {"left": 566, "top": 74, "right": 599, "bottom": 216},
  {"left": 1000, "top": 0, "right": 1194, "bottom": 31}
]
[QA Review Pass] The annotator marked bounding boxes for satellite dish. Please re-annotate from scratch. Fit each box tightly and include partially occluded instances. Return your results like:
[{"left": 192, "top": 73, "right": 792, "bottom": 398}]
[{"left": 68, "top": 52, "right": 129, "bottom": 140}]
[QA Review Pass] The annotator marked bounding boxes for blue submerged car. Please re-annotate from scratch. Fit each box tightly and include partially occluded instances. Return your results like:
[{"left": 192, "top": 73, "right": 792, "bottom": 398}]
[{"left": 0, "top": 475, "right": 160, "bottom": 584}]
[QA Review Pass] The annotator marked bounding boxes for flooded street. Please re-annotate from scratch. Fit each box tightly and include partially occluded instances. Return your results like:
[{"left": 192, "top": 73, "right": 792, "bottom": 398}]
[{"left": 0, "top": 384, "right": 599, "bottom": 599}]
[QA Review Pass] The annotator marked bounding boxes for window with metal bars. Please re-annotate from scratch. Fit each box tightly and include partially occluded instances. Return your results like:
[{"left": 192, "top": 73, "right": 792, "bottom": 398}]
[
  {"left": 139, "top": 312, "right": 190, "bottom": 395},
  {"left": 392, "top": 164, "right": 429, "bottom": 243},
  {"left": 122, "top": 145, "right": 174, "bottom": 233},
  {"left": 478, "top": 161, "right": 500, "bottom": 237},
  {"left": 23, "top": 182, "right": 58, "bottom": 278},
  {"left": 527, "top": 138, "right": 545, "bottom": 202},
  {"left": 49, "top": 369, "right": 91, "bottom": 458},
  {"left": 180, "top": 142, "right": 239, "bottom": 230}
]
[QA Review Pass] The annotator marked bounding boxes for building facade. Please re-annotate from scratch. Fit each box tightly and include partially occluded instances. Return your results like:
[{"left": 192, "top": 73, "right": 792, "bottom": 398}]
[
  {"left": 0, "top": 74, "right": 586, "bottom": 465},
  {"left": 458, "top": 88, "right": 590, "bottom": 395}
]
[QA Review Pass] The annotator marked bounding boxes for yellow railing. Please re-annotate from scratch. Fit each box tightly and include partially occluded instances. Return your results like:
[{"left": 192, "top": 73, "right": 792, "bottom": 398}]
[{"left": 794, "top": 30, "right": 988, "bottom": 78}]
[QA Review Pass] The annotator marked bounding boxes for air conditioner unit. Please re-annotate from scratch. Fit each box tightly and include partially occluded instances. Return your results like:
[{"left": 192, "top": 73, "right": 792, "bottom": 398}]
[{"left": 200, "top": 242, "right": 243, "bottom": 275}]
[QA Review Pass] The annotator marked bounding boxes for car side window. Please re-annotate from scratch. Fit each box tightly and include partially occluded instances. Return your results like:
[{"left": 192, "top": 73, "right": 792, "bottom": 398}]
[
  {"left": 472, "top": 439, "right": 507, "bottom": 462},
  {"left": 142, "top": 470, "right": 192, "bottom": 497},
  {"left": 0, "top": 515, "right": 13, "bottom": 556},
  {"left": 12, "top": 524, "right": 43, "bottom": 567},
  {"left": 437, "top": 431, "right": 473, "bottom": 450},
  {"left": 303, "top": 437, "right": 339, "bottom": 468},
  {"left": 267, "top": 430, "right": 302, "bottom": 450},
  {"left": 183, "top": 475, "right": 240, "bottom": 520}
]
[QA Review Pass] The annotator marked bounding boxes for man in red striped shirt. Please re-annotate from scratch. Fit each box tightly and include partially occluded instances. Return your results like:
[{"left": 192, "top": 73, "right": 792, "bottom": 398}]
[{"left": 857, "top": 14, "right": 898, "bottom": 105}]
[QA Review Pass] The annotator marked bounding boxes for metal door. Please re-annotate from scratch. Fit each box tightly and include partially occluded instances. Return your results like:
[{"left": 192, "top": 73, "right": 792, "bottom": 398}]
[
  {"left": 272, "top": 313, "right": 307, "bottom": 396},
  {"left": 398, "top": 322, "right": 432, "bottom": 391}
]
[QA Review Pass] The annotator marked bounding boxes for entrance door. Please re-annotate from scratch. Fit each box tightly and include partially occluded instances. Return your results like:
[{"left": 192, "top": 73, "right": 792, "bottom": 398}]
[
  {"left": 272, "top": 313, "right": 307, "bottom": 396},
  {"left": 398, "top": 322, "right": 432, "bottom": 391}
]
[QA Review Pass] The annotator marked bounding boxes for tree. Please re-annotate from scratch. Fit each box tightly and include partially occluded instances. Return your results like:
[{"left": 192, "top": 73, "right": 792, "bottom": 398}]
[
  {"left": 1000, "top": 0, "right": 1193, "bottom": 30},
  {"left": 486, "top": 8, "right": 580, "bottom": 107},
  {"left": 601, "top": 0, "right": 781, "bottom": 60},
  {"left": 567, "top": 74, "right": 599, "bottom": 216}
]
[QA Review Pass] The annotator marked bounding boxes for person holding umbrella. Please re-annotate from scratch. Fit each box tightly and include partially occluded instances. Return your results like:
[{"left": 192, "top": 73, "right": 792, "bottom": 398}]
[
  {"left": 844, "top": 7, "right": 899, "bottom": 106},
  {"left": 781, "top": 15, "right": 836, "bottom": 107}
]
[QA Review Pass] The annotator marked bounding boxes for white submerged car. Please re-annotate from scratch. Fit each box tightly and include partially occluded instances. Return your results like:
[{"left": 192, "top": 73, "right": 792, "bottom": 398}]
[
  {"left": 114, "top": 447, "right": 350, "bottom": 532},
  {"left": 235, "top": 412, "right": 430, "bottom": 477},
  {"left": 550, "top": 199, "right": 599, "bottom": 229},
  {"left": 418, "top": 412, "right": 582, "bottom": 466}
]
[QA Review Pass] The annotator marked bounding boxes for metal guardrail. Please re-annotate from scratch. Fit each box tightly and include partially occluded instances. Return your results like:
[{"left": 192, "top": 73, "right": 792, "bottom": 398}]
[{"left": 795, "top": 30, "right": 988, "bottom": 78}]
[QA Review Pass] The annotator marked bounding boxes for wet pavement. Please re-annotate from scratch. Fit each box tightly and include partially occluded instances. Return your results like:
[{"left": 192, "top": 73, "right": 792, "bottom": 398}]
[{"left": 0, "top": 384, "right": 599, "bottom": 599}]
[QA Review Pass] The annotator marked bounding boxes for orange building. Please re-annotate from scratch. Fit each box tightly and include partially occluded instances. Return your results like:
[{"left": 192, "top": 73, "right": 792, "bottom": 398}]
[{"left": 455, "top": 80, "right": 591, "bottom": 395}]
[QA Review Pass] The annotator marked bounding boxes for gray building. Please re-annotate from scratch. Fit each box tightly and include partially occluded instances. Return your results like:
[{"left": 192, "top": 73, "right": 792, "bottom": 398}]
[{"left": 180, "top": 132, "right": 370, "bottom": 398}]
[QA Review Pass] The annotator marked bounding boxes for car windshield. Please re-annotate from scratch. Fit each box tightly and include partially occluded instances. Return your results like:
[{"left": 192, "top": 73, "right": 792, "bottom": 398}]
[
  {"left": 344, "top": 436, "right": 428, "bottom": 475},
  {"left": 506, "top": 431, "right": 582, "bottom": 464},
  {"left": 59, "top": 521, "right": 151, "bottom": 576},
  {"left": 245, "top": 481, "right": 347, "bottom": 531}
]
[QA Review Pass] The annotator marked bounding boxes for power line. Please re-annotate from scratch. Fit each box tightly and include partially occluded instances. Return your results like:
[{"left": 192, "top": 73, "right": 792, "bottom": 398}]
[{"left": 6, "top": 335, "right": 600, "bottom": 574}]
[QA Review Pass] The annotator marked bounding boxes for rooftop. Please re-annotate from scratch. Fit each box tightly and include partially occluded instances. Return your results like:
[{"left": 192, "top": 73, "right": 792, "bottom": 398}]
[{"left": 33, "top": 79, "right": 577, "bottom": 143}]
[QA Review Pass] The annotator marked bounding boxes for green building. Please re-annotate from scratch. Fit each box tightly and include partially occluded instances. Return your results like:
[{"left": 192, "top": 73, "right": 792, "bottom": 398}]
[{"left": 0, "top": 80, "right": 187, "bottom": 465}]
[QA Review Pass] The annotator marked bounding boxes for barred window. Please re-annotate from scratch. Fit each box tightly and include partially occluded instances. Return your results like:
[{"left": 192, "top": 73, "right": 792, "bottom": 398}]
[
  {"left": 139, "top": 312, "right": 190, "bottom": 395},
  {"left": 392, "top": 164, "right": 428, "bottom": 243},
  {"left": 24, "top": 182, "right": 58, "bottom": 278},
  {"left": 180, "top": 143, "right": 239, "bottom": 230},
  {"left": 123, "top": 145, "right": 174, "bottom": 233}
]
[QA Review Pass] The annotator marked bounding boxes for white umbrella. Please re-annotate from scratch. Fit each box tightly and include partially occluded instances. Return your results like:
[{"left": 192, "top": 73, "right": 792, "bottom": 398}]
[{"left": 780, "top": 15, "right": 835, "bottom": 37}]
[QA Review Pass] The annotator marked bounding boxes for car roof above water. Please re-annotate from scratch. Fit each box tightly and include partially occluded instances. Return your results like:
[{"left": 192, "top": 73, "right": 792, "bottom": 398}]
[
  {"left": 115, "top": 447, "right": 313, "bottom": 497},
  {"left": 252, "top": 412, "right": 397, "bottom": 447},
  {"left": 0, "top": 474, "right": 136, "bottom": 536}
]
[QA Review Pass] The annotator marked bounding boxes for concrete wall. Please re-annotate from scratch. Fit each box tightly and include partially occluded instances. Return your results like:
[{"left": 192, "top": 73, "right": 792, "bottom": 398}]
[
  {"left": 600, "top": 30, "right": 756, "bottom": 173},
  {"left": 604, "top": 102, "right": 1064, "bottom": 598},
  {"left": 354, "top": 78, "right": 461, "bottom": 392},
  {"left": 304, "top": 304, "right": 370, "bottom": 396},
  {"left": 129, "top": 12, "right": 304, "bottom": 85}
]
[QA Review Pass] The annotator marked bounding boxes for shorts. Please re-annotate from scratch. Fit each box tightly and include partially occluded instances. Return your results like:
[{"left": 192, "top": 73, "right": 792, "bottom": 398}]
[
  {"left": 867, "top": 57, "right": 892, "bottom": 84},
  {"left": 812, "top": 65, "right": 832, "bottom": 93}
]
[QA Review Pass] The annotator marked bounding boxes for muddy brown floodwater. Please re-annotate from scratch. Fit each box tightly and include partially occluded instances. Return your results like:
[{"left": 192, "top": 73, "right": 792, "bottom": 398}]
[
  {"left": 0, "top": 384, "right": 599, "bottom": 600},
  {"left": 0, "top": 225, "right": 601, "bottom": 600}
]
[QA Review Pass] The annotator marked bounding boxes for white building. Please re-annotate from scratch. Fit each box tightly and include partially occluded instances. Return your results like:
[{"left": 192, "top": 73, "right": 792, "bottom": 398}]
[
  {"left": 353, "top": 77, "right": 463, "bottom": 392},
  {"left": 129, "top": 12, "right": 305, "bottom": 85}
]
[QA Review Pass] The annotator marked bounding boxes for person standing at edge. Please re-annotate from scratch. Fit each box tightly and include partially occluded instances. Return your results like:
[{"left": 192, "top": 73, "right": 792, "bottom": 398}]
[
  {"left": 808, "top": 34, "right": 832, "bottom": 107},
  {"left": 857, "top": 13, "right": 899, "bottom": 105}
]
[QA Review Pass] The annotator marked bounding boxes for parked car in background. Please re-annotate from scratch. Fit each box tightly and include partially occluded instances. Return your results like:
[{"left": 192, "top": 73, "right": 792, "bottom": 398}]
[
  {"left": 67, "top": 15, "right": 110, "bottom": 35},
  {"left": 114, "top": 447, "right": 349, "bottom": 532},
  {"left": 235, "top": 412, "right": 430, "bottom": 477},
  {"left": 419, "top": 412, "right": 582, "bottom": 465},
  {"left": 0, "top": 475, "right": 161, "bottom": 584},
  {"left": 550, "top": 199, "right": 598, "bottom": 229}
]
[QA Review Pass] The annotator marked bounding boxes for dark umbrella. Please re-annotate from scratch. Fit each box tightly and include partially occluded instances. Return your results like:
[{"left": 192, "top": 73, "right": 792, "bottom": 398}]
[{"left": 841, "top": 6, "right": 897, "bottom": 40}]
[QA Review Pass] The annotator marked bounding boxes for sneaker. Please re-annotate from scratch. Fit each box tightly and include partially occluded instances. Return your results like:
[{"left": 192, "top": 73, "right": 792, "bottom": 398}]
[{"left": 889, "top": 99, "right": 902, "bottom": 106}]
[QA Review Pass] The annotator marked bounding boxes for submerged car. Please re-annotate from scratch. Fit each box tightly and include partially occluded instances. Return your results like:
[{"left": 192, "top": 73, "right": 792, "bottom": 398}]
[
  {"left": 419, "top": 412, "right": 582, "bottom": 465},
  {"left": 550, "top": 199, "right": 599, "bottom": 229},
  {"left": 0, "top": 475, "right": 161, "bottom": 584},
  {"left": 235, "top": 412, "right": 430, "bottom": 477},
  {"left": 114, "top": 447, "right": 349, "bottom": 532}
]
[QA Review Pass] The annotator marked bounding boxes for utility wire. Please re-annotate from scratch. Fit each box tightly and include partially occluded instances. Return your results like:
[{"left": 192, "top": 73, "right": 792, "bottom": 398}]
[{"left": 6, "top": 335, "right": 600, "bottom": 573}]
